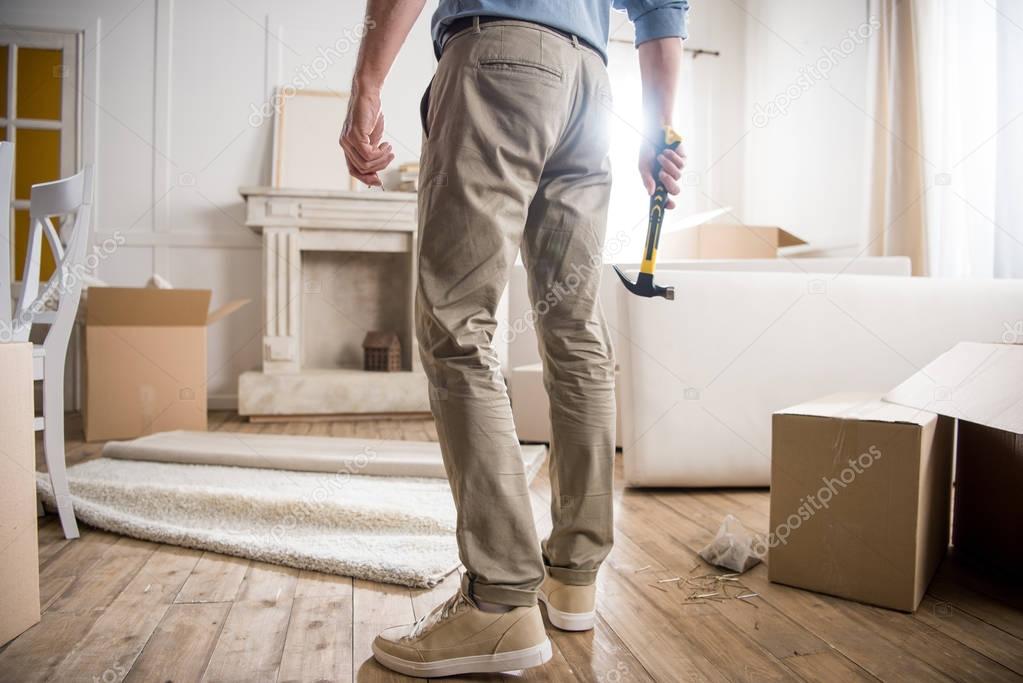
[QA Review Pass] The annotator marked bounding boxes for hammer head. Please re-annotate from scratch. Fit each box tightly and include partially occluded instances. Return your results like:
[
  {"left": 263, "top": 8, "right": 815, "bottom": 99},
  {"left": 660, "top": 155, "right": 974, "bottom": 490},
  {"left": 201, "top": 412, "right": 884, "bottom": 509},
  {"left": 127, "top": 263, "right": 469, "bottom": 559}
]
[{"left": 612, "top": 266, "right": 675, "bottom": 300}]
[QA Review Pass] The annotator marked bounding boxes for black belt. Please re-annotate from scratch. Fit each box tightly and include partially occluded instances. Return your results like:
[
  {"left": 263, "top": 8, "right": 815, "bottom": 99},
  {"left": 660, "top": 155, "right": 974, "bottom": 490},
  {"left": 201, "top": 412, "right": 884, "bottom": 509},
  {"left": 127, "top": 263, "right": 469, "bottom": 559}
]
[{"left": 441, "top": 15, "right": 601, "bottom": 56}]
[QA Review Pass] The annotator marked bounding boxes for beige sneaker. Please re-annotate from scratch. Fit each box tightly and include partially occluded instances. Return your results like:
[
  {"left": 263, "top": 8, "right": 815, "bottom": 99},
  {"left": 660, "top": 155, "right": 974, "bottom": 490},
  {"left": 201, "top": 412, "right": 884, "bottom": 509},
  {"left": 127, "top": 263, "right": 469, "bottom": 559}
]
[
  {"left": 539, "top": 572, "right": 597, "bottom": 631},
  {"left": 372, "top": 585, "right": 552, "bottom": 677}
]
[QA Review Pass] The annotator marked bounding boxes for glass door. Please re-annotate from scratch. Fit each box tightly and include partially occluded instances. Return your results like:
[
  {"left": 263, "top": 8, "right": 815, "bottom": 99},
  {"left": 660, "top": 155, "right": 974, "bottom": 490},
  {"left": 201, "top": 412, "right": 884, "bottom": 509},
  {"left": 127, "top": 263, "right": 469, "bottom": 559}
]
[{"left": 0, "top": 28, "right": 80, "bottom": 283}]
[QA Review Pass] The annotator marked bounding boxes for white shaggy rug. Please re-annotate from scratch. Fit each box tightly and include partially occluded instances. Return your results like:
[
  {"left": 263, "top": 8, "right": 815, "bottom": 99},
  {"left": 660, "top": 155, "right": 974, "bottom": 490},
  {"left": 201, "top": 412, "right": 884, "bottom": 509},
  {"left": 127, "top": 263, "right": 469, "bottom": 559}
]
[{"left": 37, "top": 443, "right": 545, "bottom": 588}]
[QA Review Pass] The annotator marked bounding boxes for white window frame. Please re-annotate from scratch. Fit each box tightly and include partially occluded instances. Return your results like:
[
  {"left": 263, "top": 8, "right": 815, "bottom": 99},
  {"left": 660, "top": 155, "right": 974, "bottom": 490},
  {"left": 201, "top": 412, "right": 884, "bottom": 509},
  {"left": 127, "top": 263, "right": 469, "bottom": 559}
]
[{"left": 0, "top": 28, "right": 81, "bottom": 252}]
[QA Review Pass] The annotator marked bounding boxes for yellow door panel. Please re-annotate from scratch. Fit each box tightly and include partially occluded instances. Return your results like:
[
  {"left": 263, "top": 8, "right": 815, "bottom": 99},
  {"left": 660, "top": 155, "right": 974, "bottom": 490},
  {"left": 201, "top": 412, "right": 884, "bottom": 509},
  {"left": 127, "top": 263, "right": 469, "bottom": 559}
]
[
  {"left": 16, "top": 47, "right": 63, "bottom": 120},
  {"left": 14, "top": 209, "right": 56, "bottom": 282},
  {"left": 14, "top": 128, "right": 60, "bottom": 200}
]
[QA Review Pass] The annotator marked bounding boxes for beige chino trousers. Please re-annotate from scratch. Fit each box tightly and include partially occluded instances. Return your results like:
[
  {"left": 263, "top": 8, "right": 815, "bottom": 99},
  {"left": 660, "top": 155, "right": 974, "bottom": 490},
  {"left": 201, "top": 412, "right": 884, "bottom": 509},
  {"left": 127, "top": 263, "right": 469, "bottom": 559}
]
[{"left": 416, "top": 18, "right": 616, "bottom": 607}]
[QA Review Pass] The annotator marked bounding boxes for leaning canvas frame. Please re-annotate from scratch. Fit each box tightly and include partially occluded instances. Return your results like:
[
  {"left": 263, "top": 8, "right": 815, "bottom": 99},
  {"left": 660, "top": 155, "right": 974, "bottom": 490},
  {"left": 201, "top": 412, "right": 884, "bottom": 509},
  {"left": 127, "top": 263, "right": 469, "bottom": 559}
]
[{"left": 271, "top": 88, "right": 357, "bottom": 191}]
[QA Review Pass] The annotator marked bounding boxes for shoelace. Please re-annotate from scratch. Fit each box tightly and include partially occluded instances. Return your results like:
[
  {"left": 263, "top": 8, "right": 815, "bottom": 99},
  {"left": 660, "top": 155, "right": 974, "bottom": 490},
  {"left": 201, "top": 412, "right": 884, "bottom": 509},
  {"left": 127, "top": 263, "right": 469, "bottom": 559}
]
[{"left": 404, "top": 591, "right": 467, "bottom": 641}]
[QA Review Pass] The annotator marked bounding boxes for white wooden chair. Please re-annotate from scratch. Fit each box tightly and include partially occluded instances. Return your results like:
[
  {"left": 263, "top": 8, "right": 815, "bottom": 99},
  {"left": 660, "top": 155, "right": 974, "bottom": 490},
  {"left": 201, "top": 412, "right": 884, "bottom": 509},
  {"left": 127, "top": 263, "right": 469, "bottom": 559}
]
[{"left": 10, "top": 165, "right": 94, "bottom": 540}]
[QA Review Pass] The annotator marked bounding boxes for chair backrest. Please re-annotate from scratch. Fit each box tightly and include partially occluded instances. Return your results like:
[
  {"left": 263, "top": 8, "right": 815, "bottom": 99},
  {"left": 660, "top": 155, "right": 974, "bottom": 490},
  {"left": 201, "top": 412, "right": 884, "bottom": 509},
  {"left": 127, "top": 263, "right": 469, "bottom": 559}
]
[
  {"left": 0, "top": 142, "right": 13, "bottom": 327},
  {"left": 9, "top": 166, "right": 94, "bottom": 351}
]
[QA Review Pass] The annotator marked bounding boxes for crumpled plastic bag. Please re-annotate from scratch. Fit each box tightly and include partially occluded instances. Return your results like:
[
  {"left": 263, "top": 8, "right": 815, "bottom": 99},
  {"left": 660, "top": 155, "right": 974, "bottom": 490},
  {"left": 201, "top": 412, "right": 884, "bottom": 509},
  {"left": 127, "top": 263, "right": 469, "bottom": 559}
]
[{"left": 698, "top": 514, "right": 765, "bottom": 573}]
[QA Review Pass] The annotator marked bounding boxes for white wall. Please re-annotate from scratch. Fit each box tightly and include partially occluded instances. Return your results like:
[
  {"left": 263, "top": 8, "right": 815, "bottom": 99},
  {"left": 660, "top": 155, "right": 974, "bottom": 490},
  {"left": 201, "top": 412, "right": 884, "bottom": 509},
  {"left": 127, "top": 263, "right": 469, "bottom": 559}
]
[
  {"left": 0, "top": 0, "right": 436, "bottom": 407},
  {"left": 2, "top": 0, "right": 872, "bottom": 407},
  {"left": 742, "top": 0, "right": 872, "bottom": 250},
  {"left": 603, "top": 0, "right": 871, "bottom": 256},
  {"left": 604, "top": 0, "right": 749, "bottom": 250}
]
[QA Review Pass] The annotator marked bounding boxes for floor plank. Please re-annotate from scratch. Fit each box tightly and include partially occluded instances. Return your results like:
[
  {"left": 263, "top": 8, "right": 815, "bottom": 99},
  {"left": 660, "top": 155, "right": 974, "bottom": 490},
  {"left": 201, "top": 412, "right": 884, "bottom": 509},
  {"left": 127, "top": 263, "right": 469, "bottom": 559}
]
[
  {"left": 201, "top": 563, "right": 299, "bottom": 683},
  {"left": 278, "top": 594, "right": 353, "bottom": 683},
  {"left": 596, "top": 560, "right": 727, "bottom": 682},
  {"left": 616, "top": 490, "right": 834, "bottom": 663},
  {"left": 49, "top": 544, "right": 202, "bottom": 681},
  {"left": 0, "top": 611, "right": 98, "bottom": 682},
  {"left": 782, "top": 651, "right": 879, "bottom": 682},
  {"left": 928, "top": 559, "right": 1023, "bottom": 639},
  {"left": 674, "top": 612, "right": 797, "bottom": 683},
  {"left": 36, "top": 517, "right": 71, "bottom": 567},
  {"left": 285, "top": 564, "right": 356, "bottom": 682},
  {"left": 37, "top": 528, "right": 120, "bottom": 607},
  {"left": 125, "top": 602, "right": 231, "bottom": 683},
  {"left": 914, "top": 595, "right": 1023, "bottom": 676},
  {"left": 352, "top": 580, "right": 419, "bottom": 682},
  {"left": 651, "top": 488, "right": 1022, "bottom": 683},
  {"left": 13, "top": 412, "right": 1023, "bottom": 683},
  {"left": 47, "top": 536, "right": 158, "bottom": 614},
  {"left": 175, "top": 552, "right": 251, "bottom": 604},
  {"left": 545, "top": 613, "right": 656, "bottom": 683}
]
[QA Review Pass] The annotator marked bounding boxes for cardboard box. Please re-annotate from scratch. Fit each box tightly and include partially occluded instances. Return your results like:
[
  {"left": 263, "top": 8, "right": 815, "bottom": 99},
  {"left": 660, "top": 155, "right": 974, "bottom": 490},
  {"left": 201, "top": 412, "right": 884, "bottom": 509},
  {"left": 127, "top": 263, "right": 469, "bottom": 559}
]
[
  {"left": 884, "top": 342, "right": 1023, "bottom": 568},
  {"left": 660, "top": 223, "right": 807, "bottom": 260},
  {"left": 0, "top": 342, "right": 41, "bottom": 645},
  {"left": 83, "top": 287, "right": 248, "bottom": 442},
  {"left": 770, "top": 393, "right": 954, "bottom": 612},
  {"left": 954, "top": 421, "right": 1023, "bottom": 567}
]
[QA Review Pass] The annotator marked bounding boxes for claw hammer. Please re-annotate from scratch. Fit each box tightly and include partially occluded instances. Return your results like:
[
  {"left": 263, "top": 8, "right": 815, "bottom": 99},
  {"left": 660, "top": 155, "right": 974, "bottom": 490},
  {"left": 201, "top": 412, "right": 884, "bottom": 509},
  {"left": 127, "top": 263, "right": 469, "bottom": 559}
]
[{"left": 613, "top": 125, "right": 683, "bottom": 300}]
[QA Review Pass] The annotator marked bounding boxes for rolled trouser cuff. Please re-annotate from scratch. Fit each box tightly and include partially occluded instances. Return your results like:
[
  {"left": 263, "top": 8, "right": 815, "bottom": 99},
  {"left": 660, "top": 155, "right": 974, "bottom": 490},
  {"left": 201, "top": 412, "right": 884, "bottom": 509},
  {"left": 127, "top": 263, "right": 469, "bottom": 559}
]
[
  {"left": 465, "top": 574, "right": 539, "bottom": 607},
  {"left": 546, "top": 564, "right": 598, "bottom": 586}
]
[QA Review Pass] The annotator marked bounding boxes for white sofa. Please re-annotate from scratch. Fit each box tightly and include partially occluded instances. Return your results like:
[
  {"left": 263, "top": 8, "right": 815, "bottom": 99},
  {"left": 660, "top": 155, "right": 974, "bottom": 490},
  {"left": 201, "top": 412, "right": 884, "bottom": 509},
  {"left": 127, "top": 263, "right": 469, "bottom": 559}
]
[
  {"left": 617, "top": 270, "right": 1023, "bottom": 487},
  {"left": 505, "top": 257, "right": 911, "bottom": 447},
  {"left": 503, "top": 256, "right": 912, "bottom": 371}
]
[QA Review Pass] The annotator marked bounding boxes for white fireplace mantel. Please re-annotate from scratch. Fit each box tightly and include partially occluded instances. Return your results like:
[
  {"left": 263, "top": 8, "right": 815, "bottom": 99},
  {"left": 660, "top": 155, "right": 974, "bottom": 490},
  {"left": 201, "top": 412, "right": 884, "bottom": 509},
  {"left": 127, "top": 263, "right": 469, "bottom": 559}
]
[{"left": 237, "top": 186, "right": 430, "bottom": 418}]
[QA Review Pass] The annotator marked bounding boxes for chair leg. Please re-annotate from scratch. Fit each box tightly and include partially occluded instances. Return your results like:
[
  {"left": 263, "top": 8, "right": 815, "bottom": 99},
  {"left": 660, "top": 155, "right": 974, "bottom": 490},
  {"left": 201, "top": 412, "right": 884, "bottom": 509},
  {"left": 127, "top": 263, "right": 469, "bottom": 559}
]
[{"left": 43, "top": 361, "right": 79, "bottom": 540}]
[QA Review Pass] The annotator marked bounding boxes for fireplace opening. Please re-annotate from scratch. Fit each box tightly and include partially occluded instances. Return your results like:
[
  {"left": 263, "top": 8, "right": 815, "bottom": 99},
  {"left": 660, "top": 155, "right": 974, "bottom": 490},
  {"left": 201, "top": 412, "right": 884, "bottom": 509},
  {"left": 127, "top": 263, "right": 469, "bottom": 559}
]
[{"left": 301, "top": 250, "right": 413, "bottom": 371}]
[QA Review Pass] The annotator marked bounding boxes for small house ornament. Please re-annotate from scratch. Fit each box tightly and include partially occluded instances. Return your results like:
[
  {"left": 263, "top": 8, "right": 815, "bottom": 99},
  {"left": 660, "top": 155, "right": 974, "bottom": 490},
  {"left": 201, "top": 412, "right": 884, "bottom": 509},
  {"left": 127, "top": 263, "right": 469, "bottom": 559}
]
[{"left": 363, "top": 331, "right": 402, "bottom": 372}]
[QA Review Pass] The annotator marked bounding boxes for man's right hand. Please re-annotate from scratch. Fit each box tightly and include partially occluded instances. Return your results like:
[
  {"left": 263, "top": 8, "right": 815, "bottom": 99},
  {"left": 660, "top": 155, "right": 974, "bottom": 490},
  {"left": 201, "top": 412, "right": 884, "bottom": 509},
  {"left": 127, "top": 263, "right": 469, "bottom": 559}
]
[
  {"left": 639, "top": 141, "right": 686, "bottom": 210},
  {"left": 340, "top": 84, "right": 394, "bottom": 187}
]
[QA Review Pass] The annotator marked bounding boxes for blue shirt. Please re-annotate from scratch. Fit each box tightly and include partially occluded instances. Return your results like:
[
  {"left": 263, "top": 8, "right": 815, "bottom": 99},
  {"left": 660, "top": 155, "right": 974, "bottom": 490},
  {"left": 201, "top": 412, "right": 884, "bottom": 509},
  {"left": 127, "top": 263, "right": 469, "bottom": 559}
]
[{"left": 431, "top": 0, "right": 689, "bottom": 62}]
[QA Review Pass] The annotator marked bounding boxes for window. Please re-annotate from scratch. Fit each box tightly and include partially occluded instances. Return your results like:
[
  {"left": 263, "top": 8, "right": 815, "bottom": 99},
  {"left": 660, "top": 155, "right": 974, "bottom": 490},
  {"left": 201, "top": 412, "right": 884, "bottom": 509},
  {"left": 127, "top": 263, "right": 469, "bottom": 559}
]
[{"left": 0, "top": 28, "right": 80, "bottom": 282}]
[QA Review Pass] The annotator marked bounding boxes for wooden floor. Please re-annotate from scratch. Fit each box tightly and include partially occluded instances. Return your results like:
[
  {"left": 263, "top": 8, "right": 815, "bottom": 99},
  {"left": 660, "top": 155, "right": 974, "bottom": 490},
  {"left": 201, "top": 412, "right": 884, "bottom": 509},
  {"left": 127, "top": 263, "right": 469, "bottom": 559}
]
[{"left": 2, "top": 412, "right": 1022, "bottom": 683}]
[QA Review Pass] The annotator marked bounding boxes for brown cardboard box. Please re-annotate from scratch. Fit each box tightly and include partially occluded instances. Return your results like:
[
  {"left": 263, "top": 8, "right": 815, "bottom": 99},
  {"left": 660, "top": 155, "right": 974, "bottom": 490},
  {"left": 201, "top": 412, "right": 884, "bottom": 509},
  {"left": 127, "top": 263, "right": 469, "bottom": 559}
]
[
  {"left": 769, "top": 393, "right": 954, "bottom": 612},
  {"left": 0, "top": 342, "right": 41, "bottom": 645},
  {"left": 83, "top": 287, "right": 248, "bottom": 442},
  {"left": 884, "top": 341, "right": 1023, "bottom": 569},
  {"left": 660, "top": 223, "right": 807, "bottom": 260},
  {"left": 954, "top": 422, "right": 1023, "bottom": 567}
]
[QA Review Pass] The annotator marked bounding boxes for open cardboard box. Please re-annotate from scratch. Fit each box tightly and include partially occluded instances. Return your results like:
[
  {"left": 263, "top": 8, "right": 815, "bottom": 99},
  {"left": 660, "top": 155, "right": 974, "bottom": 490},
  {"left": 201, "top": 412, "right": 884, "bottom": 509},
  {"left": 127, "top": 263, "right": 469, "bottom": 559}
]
[
  {"left": 884, "top": 341, "right": 1023, "bottom": 569},
  {"left": 83, "top": 287, "right": 248, "bottom": 442},
  {"left": 661, "top": 223, "right": 807, "bottom": 260},
  {"left": 635, "top": 206, "right": 809, "bottom": 261}
]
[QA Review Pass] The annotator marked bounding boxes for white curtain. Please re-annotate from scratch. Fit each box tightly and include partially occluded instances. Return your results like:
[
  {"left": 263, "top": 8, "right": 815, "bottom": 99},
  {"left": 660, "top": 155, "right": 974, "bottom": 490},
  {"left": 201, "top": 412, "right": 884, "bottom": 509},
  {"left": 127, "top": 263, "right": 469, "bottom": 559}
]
[
  {"left": 995, "top": 0, "right": 1023, "bottom": 278},
  {"left": 867, "top": 0, "right": 1022, "bottom": 277}
]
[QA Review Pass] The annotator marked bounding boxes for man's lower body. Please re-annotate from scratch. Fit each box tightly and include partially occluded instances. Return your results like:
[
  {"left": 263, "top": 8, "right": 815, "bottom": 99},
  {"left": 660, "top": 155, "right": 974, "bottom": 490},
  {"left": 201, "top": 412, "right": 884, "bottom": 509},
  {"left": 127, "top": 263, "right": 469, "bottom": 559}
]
[{"left": 373, "top": 17, "right": 615, "bottom": 676}]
